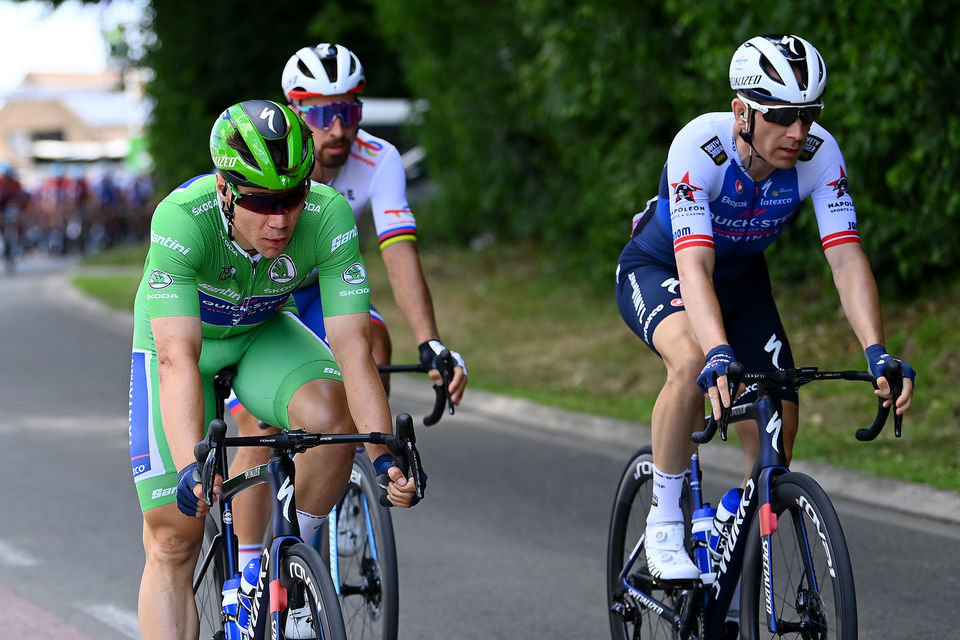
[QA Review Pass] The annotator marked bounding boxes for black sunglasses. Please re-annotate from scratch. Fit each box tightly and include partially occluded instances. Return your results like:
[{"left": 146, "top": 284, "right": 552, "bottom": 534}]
[
  {"left": 741, "top": 96, "right": 823, "bottom": 126},
  {"left": 228, "top": 181, "right": 310, "bottom": 215}
]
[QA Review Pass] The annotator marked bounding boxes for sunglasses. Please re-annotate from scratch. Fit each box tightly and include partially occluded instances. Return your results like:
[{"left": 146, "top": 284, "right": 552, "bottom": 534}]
[
  {"left": 740, "top": 95, "right": 824, "bottom": 126},
  {"left": 228, "top": 181, "right": 310, "bottom": 215},
  {"left": 300, "top": 101, "right": 363, "bottom": 130}
]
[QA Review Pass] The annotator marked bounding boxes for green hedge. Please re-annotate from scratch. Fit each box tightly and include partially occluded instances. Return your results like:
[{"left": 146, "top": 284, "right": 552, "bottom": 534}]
[{"left": 373, "top": 0, "right": 960, "bottom": 294}]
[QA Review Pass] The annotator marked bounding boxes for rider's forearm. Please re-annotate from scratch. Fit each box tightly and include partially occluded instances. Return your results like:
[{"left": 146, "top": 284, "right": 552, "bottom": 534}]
[
  {"left": 677, "top": 251, "right": 729, "bottom": 353},
  {"left": 827, "top": 245, "right": 884, "bottom": 350},
  {"left": 157, "top": 358, "right": 205, "bottom": 470},
  {"left": 381, "top": 241, "right": 440, "bottom": 344}
]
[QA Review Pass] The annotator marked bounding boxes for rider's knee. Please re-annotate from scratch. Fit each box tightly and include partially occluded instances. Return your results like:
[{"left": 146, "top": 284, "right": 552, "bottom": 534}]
[{"left": 143, "top": 513, "right": 202, "bottom": 567}]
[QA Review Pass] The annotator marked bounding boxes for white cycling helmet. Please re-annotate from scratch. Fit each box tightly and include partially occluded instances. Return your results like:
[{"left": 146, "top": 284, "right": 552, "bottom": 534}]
[
  {"left": 282, "top": 43, "right": 366, "bottom": 103},
  {"left": 729, "top": 34, "right": 827, "bottom": 103}
]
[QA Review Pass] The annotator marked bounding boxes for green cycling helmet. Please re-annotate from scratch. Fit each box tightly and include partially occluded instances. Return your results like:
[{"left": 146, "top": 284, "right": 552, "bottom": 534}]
[{"left": 210, "top": 99, "right": 315, "bottom": 190}]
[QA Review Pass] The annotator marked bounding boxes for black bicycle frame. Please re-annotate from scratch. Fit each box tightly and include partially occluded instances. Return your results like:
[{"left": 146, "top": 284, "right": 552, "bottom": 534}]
[{"left": 616, "top": 380, "right": 793, "bottom": 636}]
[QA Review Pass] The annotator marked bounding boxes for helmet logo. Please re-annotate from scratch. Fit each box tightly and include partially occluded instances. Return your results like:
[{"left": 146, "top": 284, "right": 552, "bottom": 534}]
[
  {"left": 780, "top": 35, "right": 799, "bottom": 55},
  {"left": 259, "top": 106, "right": 278, "bottom": 134},
  {"left": 213, "top": 155, "right": 237, "bottom": 168},
  {"left": 268, "top": 255, "right": 297, "bottom": 284}
]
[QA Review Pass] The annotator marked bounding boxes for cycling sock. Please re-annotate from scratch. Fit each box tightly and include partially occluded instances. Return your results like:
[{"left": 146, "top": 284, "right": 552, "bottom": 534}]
[
  {"left": 647, "top": 466, "right": 686, "bottom": 525},
  {"left": 238, "top": 545, "right": 260, "bottom": 569},
  {"left": 296, "top": 509, "right": 328, "bottom": 546}
]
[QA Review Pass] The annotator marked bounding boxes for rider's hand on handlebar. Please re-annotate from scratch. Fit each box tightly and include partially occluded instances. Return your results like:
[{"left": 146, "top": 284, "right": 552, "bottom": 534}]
[
  {"left": 419, "top": 339, "right": 468, "bottom": 404},
  {"left": 697, "top": 345, "right": 738, "bottom": 420},
  {"left": 176, "top": 463, "right": 222, "bottom": 518},
  {"left": 382, "top": 465, "right": 420, "bottom": 508},
  {"left": 865, "top": 344, "right": 916, "bottom": 415}
]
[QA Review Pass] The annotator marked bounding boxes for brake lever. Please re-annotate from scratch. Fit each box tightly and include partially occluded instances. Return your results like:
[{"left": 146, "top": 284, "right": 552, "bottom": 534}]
[
  {"left": 196, "top": 418, "right": 227, "bottom": 506},
  {"left": 855, "top": 359, "right": 903, "bottom": 441},
  {"left": 423, "top": 350, "right": 456, "bottom": 426}
]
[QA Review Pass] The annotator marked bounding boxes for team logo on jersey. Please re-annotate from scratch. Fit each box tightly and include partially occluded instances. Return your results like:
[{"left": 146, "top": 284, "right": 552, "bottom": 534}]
[
  {"left": 268, "top": 255, "right": 297, "bottom": 284},
  {"left": 827, "top": 167, "right": 849, "bottom": 198},
  {"left": 342, "top": 262, "right": 367, "bottom": 285},
  {"left": 735, "top": 179, "right": 744, "bottom": 194},
  {"left": 700, "top": 137, "right": 728, "bottom": 166},
  {"left": 799, "top": 134, "right": 824, "bottom": 162},
  {"left": 671, "top": 172, "right": 703, "bottom": 203},
  {"left": 219, "top": 265, "right": 237, "bottom": 281},
  {"left": 148, "top": 270, "right": 173, "bottom": 289}
]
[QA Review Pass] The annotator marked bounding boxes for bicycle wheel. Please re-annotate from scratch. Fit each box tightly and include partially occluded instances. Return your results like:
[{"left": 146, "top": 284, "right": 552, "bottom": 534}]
[
  {"left": 321, "top": 453, "right": 400, "bottom": 639},
  {"left": 740, "top": 472, "right": 857, "bottom": 639},
  {"left": 607, "top": 445, "right": 694, "bottom": 640},
  {"left": 194, "top": 514, "right": 227, "bottom": 638},
  {"left": 280, "top": 542, "right": 347, "bottom": 640}
]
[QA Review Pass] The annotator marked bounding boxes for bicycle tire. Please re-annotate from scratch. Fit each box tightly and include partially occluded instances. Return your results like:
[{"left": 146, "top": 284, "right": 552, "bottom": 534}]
[
  {"left": 321, "top": 452, "right": 400, "bottom": 639},
  {"left": 280, "top": 542, "right": 347, "bottom": 640},
  {"left": 739, "top": 472, "right": 857, "bottom": 639},
  {"left": 195, "top": 514, "right": 228, "bottom": 639},
  {"left": 607, "top": 445, "right": 694, "bottom": 640}
]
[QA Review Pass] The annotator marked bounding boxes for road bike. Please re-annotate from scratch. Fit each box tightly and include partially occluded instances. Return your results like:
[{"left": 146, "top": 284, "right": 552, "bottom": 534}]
[
  {"left": 607, "top": 360, "right": 904, "bottom": 639},
  {"left": 193, "top": 366, "right": 426, "bottom": 640},
  {"left": 316, "top": 350, "right": 457, "bottom": 639}
]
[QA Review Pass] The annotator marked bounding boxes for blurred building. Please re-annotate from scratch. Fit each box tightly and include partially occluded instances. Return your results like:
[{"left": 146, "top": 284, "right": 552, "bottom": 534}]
[{"left": 0, "top": 69, "right": 148, "bottom": 185}]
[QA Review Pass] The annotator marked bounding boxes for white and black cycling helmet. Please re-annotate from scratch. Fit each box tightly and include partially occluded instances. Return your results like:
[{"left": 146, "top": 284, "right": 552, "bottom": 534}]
[
  {"left": 282, "top": 43, "right": 365, "bottom": 104},
  {"left": 729, "top": 34, "right": 827, "bottom": 103}
]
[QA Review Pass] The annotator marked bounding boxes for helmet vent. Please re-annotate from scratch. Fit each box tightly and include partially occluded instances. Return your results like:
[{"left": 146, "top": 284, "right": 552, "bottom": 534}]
[{"left": 227, "top": 130, "right": 261, "bottom": 172}]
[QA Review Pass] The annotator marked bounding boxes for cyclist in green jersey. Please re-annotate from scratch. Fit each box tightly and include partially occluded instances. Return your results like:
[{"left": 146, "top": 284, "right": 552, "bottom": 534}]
[{"left": 127, "top": 99, "right": 418, "bottom": 639}]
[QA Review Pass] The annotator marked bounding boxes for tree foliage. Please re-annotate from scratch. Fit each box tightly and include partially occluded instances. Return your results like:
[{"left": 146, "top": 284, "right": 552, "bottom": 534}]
[
  {"left": 140, "top": 0, "right": 405, "bottom": 192},
  {"left": 371, "top": 0, "right": 960, "bottom": 294},
  {"left": 129, "top": 0, "right": 959, "bottom": 293}
]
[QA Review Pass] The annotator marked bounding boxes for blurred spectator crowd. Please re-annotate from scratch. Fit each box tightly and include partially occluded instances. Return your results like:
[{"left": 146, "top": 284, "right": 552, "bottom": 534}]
[{"left": 0, "top": 162, "right": 153, "bottom": 272}]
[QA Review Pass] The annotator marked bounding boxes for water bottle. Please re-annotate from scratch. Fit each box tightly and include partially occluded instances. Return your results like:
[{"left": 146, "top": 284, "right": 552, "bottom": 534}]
[
  {"left": 691, "top": 504, "right": 717, "bottom": 583},
  {"left": 236, "top": 557, "right": 261, "bottom": 635},
  {"left": 710, "top": 488, "right": 743, "bottom": 559},
  {"left": 221, "top": 574, "right": 243, "bottom": 639}
]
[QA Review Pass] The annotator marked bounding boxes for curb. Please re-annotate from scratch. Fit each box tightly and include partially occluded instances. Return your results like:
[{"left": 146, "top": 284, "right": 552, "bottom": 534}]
[{"left": 53, "top": 268, "right": 960, "bottom": 528}]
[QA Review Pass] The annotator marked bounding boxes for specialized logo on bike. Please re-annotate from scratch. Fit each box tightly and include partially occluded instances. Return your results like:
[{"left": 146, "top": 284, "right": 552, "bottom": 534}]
[
  {"left": 277, "top": 476, "right": 295, "bottom": 522},
  {"left": 671, "top": 172, "right": 703, "bottom": 203},
  {"left": 269, "top": 255, "right": 297, "bottom": 284},
  {"left": 342, "top": 262, "right": 367, "bottom": 285},
  {"left": 148, "top": 270, "right": 173, "bottom": 289},
  {"left": 766, "top": 411, "right": 783, "bottom": 453}
]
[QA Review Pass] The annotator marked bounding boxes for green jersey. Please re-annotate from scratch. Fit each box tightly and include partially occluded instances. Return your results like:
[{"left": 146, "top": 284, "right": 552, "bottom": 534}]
[{"left": 132, "top": 174, "right": 369, "bottom": 350}]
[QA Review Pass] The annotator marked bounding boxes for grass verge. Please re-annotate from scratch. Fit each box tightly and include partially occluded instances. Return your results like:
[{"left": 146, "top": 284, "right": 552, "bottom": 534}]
[{"left": 75, "top": 241, "right": 959, "bottom": 493}]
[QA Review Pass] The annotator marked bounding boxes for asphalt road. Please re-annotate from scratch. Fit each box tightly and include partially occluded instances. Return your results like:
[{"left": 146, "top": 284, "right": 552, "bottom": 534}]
[{"left": 0, "top": 256, "right": 955, "bottom": 639}]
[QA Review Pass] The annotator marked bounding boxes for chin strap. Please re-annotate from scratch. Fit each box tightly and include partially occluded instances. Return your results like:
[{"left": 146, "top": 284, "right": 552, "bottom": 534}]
[
  {"left": 738, "top": 108, "right": 765, "bottom": 171},
  {"left": 220, "top": 187, "right": 236, "bottom": 242}
]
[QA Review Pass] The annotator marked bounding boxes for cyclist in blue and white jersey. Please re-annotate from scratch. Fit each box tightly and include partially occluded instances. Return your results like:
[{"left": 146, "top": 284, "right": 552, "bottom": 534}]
[
  {"left": 228, "top": 44, "right": 467, "bottom": 567},
  {"left": 615, "top": 34, "right": 916, "bottom": 581}
]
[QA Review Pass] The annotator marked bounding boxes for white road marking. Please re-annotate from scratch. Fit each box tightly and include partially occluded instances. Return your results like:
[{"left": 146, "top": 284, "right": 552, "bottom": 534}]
[
  {"left": 82, "top": 604, "right": 141, "bottom": 639},
  {"left": 0, "top": 539, "right": 39, "bottom": 567}
]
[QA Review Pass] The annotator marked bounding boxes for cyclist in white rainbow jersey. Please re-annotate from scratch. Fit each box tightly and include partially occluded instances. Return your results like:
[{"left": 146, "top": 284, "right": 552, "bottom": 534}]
[
  {"left": 228, "top": 44, "right": 467, "bottom": 568},
  {"left": 615, "top": 34, "right": 916, "bottom": 581}
]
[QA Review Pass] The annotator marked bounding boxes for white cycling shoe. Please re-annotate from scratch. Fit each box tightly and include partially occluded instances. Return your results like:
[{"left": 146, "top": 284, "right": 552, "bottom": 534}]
[
  {"left": 283, "top": 603, "right": 316, "bottom": 639},
  {"left": 645, "top": 521, "right": 700, "bottom": 581}
]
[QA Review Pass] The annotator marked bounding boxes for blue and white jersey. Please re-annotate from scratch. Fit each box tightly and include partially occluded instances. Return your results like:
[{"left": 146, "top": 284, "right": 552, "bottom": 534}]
[{"left": 622, "top": 112, "right": 858, "bottom": 273}]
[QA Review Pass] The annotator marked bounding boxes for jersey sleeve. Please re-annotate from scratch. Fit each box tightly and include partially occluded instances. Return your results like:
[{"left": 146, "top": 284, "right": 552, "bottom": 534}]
[
  {"left": 665, "top": 119, "right": 722, "bottom": 254},
  {"left": 141, "top": 201, "right": 204, "bottom": 319},
  {"left": 368, "top": 145, "right": 418, "bottom": 250},
  {"left": 803, "top": 129, "right": 860, "bottom": 251},
  {"left": 313, "top": 193, "right": 371, "bottom": 317}
]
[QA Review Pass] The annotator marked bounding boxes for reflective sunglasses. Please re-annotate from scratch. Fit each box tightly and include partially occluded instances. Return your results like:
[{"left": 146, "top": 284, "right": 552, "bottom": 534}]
[
  {"left": 740, "top": 95, "right": 823, "bottom": 126},
  {"left": 228, "top": 181, "right": 310, "bottom": 215},
  {"left": 300, "top": 100, "right": 363, "bottom": 130}
]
